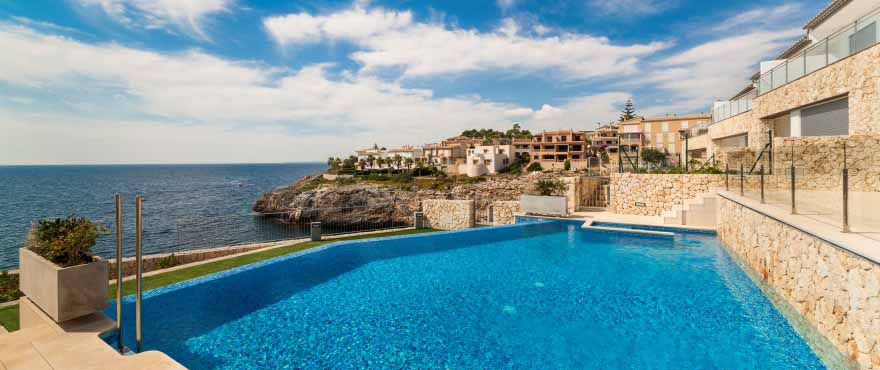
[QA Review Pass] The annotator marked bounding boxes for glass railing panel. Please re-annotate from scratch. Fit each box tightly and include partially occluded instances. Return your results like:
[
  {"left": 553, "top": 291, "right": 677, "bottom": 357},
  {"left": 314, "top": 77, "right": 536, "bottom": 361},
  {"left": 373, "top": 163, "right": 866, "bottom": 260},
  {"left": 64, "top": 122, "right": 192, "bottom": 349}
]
[
  {"left": 759, "top": 74, "right": 772, "bottom": 94},
  {"left": 787, "top": 53, "right": 805, "bottom": 81},
  {"left": 805, "top": 41, "right": 827, "bottom": 74},
  {"left": 827, "top": 26, "right": 855, "bottom": 64},
  {"left": 852, "top": 17, "right": 877, "bottom": 53},
  {"left": 771, "top": 66, "right": 787, "bottom": 89}
]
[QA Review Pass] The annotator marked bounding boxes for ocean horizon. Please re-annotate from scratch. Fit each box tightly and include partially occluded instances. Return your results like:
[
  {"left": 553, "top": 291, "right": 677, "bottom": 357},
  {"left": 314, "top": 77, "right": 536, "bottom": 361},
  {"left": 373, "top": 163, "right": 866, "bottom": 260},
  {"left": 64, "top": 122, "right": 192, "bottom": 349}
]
[{"left": 0, "top": 162, "right": 327, "bottom": 269}]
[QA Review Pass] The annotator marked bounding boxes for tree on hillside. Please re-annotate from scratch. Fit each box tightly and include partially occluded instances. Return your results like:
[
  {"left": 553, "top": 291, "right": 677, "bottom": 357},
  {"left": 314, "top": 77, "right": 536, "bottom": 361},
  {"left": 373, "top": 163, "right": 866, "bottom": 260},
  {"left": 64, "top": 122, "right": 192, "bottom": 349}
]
[
  {"left": 619, "top": 98, "right": 637, "bottom": 122},
  {"left": 505, "top": 123, "right": 532, "bottom": 139},
  {"left": 640, "top": 147, "right": 666, "bottom": 167}
]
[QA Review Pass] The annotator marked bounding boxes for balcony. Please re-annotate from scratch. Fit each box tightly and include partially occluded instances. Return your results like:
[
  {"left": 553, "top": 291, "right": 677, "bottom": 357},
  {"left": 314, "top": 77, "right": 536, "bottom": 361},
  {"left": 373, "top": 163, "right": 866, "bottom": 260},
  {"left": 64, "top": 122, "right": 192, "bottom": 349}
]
[
  {"left": 712, "top": 90, "right": 755, "bottom": 123},
  {"left": 755, "top": 5, "right": 880, "bottom": 96}
]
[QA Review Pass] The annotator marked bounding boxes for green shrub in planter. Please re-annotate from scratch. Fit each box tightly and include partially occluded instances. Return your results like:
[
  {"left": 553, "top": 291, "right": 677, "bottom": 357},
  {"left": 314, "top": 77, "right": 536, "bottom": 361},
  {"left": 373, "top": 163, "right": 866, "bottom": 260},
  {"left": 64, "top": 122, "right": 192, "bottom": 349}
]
[
  {"left": 527, "top": 162, "right": 543, "bottom": 172},
  {"left": 26, "top": 216, "right": 107, "bottom": 268},
  {"left": 534, "top": 178, "right": 566, "bottom": 196},
  {"left": 0, "top": 270, "right": 23, "bottom": 303}
]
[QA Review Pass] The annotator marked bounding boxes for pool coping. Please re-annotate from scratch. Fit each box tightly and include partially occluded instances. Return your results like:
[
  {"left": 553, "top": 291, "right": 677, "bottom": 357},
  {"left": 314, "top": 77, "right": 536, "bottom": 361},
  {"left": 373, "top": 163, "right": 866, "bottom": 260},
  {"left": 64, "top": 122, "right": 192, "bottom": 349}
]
[
  {"left": 586, "top": 221, "right": 718, "bottom": 235},
  {"left": 114, "top": 221, "right": 557, "bottom": 304},
  {"left": 582, "top": 224, "right": 675, "bottom": 237}
]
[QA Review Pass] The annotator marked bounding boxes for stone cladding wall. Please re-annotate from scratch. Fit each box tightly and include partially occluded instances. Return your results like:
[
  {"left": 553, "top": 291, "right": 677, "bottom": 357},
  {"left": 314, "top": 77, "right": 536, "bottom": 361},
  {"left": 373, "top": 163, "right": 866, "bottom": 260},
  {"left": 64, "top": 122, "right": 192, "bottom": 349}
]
[
  {"left": 610, "top": 173, "right": 725, "bottom": 216},
  {"left": 717, "top": 196, "right": 880, "bottom": 369},
  {"left": 422, "top": 199, "right": 474, "bottom": 230}
]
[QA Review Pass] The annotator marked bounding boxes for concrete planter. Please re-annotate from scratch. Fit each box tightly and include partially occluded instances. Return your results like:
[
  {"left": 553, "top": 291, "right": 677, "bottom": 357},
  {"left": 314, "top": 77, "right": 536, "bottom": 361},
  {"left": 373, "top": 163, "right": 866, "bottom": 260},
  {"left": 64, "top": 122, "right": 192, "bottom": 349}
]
[
  {"left": 18, "top": 248, "right": 109, "bottom": 323},
  {"left": 520, "top": 195, "right": 568, "bottom": 216}
]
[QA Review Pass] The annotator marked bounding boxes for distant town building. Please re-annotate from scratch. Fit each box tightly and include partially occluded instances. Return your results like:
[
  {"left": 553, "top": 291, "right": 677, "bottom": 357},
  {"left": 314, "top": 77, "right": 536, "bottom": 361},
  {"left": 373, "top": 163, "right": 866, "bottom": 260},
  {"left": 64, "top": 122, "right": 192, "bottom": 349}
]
[
  {"left": 527, "top": 129, "right": 590, "bottom": 170},
  {"left": 616, "top": 114, "right": 712, "bottom": 160},
  {"left": 459, "top": 144, "right": 514, "bottom": 177}
]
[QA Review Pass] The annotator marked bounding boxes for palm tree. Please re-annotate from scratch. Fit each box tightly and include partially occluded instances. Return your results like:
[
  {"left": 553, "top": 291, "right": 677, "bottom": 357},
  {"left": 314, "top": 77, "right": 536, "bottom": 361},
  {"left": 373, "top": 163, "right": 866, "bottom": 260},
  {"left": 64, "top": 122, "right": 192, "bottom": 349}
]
[
  {"left": 358, "top": 159, "right": 367, "bottom": 171},
  {"left": 367, "top": 155, "right": 375, "bottom": 169},
  {"left": 393, "top": 155, "right": 403, "bottom": 170},
  {"left": 404, "top": 157, "right": 414, "bottom": 169}
]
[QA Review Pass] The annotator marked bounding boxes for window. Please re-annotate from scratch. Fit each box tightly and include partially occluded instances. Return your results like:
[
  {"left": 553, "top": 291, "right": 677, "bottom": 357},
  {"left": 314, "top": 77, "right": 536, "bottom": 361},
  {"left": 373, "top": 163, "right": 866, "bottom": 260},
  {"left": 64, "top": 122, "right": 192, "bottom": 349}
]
[
  {"left": 502, "top": 158, "right": 509, "bottom": 165},
  {"left": 668, "top": 144, "right": 675, "bottom": 153},
  {"left": 681, "top": 121, "right": 689, "bottom": 129},
  {"left": 667, "top": 132, "right": 675, "bottom": 142},
  {"left": 656, "top": 133, "right": 663, "bottom": 142},
  {"left": 561, "top": 136, "right": 567, "bottom": 141},
  {"left": 661, "top": 122, "right": 669, "bottom": 131},
  {"left": 645, "top": 123, "right": 651, "bottom": 132}
]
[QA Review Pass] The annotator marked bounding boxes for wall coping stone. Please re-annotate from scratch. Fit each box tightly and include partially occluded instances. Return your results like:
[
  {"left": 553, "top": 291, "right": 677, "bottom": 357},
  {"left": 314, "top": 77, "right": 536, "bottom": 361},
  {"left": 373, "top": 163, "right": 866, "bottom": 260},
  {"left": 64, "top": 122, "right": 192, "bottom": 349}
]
[{"left": 716, "top": 190, "right": 880, "bottom": 266}]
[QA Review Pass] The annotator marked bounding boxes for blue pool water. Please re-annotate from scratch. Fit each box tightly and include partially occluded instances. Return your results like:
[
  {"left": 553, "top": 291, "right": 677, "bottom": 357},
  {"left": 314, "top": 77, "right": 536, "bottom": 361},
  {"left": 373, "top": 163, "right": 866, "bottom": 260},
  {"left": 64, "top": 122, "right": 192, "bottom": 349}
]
[{"left": 106, "top": 221, "right": 825, "bottom": 369}]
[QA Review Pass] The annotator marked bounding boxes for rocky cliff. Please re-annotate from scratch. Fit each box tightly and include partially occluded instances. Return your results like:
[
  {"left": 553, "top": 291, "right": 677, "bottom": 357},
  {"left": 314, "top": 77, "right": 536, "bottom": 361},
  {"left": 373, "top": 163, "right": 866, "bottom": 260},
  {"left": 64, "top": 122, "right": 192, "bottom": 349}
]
[{"left": 253, "top": 173, "right": 546, "bottom": 224}]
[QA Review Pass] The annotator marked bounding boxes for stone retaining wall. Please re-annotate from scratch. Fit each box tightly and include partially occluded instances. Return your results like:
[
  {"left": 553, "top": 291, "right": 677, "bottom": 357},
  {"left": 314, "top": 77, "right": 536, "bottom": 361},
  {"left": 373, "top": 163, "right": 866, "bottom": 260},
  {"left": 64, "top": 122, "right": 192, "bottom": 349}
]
[
  {"left": 422, "top": 199, "right": 474, "bottom": 230},
  {"left": 717, "top": 196, "right": 880, "bottom": 369},
  {"left": 610, "top": 173, "right": 725, "bottom": 216},
  {"left": 491, "top": 201, "right": 520, "bottom": 225}
]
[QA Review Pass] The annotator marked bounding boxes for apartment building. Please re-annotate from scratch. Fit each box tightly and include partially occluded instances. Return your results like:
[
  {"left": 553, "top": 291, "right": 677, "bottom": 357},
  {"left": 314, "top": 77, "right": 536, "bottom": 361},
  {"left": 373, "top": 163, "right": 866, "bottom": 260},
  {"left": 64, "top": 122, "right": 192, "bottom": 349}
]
[
  {"left": 527, "top": 129, "right": 590, "bottom": 170},
  {"left": 459, "top": 144, "right": 514, "bottom": 177},
  {"left": 423, "top": 142, "right": 467, "bottom": 175},
  {"left": 590, "top": 124, "right": 619, "bottom": 153},
  {"left": 708, "top": 0, "right": 880, "bottom": 160},
  {"left": 616, "top": 115, "right": 712, "bottom": 158}
]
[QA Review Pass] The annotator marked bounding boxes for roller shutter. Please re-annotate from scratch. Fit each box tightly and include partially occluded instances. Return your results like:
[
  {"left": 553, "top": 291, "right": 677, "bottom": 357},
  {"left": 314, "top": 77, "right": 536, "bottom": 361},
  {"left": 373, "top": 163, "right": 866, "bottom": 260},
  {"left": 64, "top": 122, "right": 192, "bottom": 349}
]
[{"left": 801, "top": 98, "right": 848, "bottom": 136}]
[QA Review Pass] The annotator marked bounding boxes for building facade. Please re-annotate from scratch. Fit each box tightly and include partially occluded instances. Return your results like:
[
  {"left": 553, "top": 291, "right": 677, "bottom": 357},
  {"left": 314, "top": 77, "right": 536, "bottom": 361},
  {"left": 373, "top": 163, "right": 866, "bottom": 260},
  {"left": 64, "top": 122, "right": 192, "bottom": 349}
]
[
  {"left": 459, "top": 145, "right": 514, "bottom": 177},
  {"left": 527, "top": 130, "right": 590, "bottom": 170},
  {"left": 708, "top": 0, "right": 880, "bottom": 164}
]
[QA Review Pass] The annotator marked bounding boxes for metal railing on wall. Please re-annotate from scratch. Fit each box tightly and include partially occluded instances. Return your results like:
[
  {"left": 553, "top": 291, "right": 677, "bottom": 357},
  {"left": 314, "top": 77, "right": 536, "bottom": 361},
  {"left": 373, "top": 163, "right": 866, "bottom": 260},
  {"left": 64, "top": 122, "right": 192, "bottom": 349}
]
[{"left": 718, "top": 135, "right": 879, "bottom": 239}]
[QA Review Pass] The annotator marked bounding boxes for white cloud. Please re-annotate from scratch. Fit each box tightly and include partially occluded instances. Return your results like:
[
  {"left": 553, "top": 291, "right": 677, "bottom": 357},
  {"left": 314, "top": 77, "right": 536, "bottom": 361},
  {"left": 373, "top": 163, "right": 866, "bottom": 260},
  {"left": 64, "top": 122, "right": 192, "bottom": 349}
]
[
  {"left": 636, "top": 28, "right": 802, "bottom": 113},
  {"left": 74, "top": 0, "right": 233, "bottom": 39},
  {"left": 0, "top": 21, "right": 621, "bottom": 164},
  {"left": 263, "top": 5, "right": 412, "bottom": 45},
  {"left": 589, "top": 0, "right": 668, "bottom": 16},
  {"left": 712, "top": 4, "right": 801, "bottom": 32},
  {"left": 264, "top": 5, "right": 668, "bottom": 79},
  {"left": 497, "top": 0, "right": 518, "bottom": 11}
]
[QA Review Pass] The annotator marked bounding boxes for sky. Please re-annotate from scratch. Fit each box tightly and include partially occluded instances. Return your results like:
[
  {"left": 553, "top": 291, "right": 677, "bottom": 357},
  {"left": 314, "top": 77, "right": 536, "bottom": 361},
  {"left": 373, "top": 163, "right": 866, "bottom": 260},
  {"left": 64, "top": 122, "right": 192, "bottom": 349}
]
[{"left": 0, "top": 0, "right": 825, "bottom": 164}]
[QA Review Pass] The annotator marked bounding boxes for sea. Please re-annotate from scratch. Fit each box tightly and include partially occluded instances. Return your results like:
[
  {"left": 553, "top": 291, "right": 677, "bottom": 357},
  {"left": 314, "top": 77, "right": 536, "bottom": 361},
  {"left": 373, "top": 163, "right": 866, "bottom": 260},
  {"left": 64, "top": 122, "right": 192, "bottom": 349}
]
[{"left": 0, "top": 163, "right": 326, "bottom": 269}]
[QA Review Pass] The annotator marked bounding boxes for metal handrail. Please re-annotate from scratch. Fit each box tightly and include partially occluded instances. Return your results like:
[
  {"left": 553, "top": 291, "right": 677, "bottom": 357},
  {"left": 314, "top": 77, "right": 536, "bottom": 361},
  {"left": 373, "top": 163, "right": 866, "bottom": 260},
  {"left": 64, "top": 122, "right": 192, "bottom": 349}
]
[
  {"left": 135, "top": 196, "right": 143, "bottom": 353},
  {"left": 748, "top": 143, "right": 771, "bottom": 174},
  {"left": 114, "top": 194, "right": 123, "bottom": 353}
]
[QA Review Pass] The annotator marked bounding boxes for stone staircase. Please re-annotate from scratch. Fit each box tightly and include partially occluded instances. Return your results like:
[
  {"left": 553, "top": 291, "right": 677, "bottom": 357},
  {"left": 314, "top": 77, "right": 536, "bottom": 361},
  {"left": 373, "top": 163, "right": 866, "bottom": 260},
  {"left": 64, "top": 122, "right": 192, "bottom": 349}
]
[{"left": 660, "top": 191, "right": 718, "bottom": 228}]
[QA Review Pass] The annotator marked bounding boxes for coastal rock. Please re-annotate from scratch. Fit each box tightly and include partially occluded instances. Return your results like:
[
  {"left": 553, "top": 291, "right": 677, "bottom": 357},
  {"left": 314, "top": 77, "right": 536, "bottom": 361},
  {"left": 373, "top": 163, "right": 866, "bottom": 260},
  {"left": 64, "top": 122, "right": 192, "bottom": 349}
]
[{"left": 253, "top": 172, "right": 550, "bottom": 224}]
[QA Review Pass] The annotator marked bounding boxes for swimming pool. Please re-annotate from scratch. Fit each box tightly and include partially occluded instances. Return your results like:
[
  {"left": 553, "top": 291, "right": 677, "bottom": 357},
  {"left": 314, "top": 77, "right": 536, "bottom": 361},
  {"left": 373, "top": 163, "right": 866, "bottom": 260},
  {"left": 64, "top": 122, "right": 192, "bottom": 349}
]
[{"left": 105, "top": 220, "right": 827, "bottom": 369}]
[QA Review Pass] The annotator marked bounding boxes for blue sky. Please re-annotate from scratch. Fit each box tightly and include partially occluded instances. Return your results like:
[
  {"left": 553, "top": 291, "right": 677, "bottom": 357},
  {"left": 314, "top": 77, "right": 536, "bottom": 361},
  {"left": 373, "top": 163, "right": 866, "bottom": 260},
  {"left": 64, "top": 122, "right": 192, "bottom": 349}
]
[{"left": 0, "top": 0, "right": 824, "bottom": 164}]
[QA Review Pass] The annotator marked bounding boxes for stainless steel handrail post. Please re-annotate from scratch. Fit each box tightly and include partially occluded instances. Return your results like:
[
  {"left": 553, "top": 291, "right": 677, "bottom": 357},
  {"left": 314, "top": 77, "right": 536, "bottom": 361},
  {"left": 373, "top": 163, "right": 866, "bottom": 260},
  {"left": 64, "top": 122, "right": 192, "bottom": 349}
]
[
  {"left": 790, "top": 165, "right": 797, "bottom": 214},
  {"left": 739, "top": 164, "right": 744, "bottom": 196},
  {"left": 135, "top": 195, "right": 143, "bottom": 352},
  {"left": 115, "top": 194, "right": 123, "bottom": 353},
  {"left": 725, "top": 164, "right": 729, "bottom": 190},
  {"left": 842, "top": 143, "right": 850, "bottom": 233},
  {"left": 760, "top": 165, "right": 765, "bottom": 203}
]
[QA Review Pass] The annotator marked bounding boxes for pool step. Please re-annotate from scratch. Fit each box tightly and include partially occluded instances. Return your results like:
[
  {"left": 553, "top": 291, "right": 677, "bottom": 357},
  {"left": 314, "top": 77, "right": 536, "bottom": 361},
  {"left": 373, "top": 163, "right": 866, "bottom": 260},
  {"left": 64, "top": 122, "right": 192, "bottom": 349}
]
[{"left": 661, "top": 192, "right": 718, "bottom": 227}]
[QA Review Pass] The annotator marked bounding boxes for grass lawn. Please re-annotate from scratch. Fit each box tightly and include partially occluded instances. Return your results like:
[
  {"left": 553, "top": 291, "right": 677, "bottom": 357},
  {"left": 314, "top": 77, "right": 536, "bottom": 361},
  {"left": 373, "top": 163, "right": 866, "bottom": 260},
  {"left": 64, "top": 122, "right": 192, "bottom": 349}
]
[
  {"left": 0, "top": 228, "right": 438, "bottom": 332},
  {"left": 0, "top": 305, "right": 18, "bottom": 332}
]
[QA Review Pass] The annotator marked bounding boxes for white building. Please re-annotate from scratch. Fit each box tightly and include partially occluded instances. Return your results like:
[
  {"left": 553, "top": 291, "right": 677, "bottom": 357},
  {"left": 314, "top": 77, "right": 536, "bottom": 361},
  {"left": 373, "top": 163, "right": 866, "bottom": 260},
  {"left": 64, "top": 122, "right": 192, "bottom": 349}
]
[{"left": 458, "top": 145, "right": 513, "bottom": 177}]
